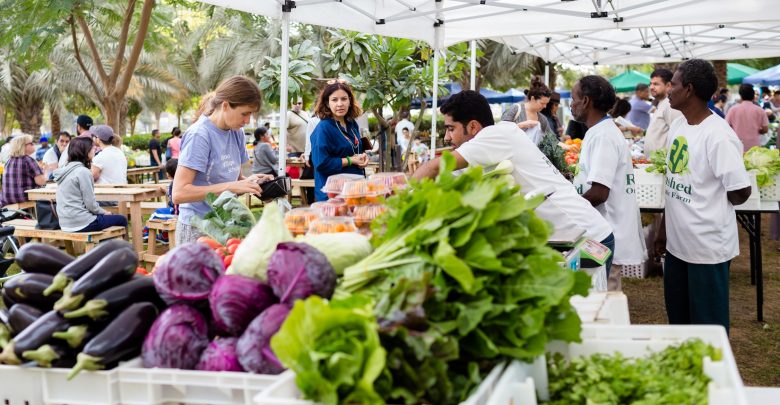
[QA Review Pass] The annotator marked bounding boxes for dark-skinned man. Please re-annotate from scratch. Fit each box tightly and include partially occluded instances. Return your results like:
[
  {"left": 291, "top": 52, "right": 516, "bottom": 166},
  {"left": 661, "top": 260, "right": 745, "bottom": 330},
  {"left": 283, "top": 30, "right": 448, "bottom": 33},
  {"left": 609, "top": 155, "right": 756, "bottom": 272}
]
[
  {"left": 412, "top": 91, "right": 614, "bottom": 279},
  {"left": 570, "top": 76, "right": 646, "bottom": 290},
  {"left": 654, "top": 59, "right": 752, "bottom": 332}
]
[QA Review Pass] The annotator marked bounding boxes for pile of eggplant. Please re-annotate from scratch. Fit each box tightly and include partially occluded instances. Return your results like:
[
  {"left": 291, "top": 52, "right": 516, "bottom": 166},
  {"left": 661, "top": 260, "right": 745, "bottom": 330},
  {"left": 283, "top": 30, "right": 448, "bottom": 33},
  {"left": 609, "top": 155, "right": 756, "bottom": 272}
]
[{"left": 0, "top": 241, "right": 164, "bottom": 379}]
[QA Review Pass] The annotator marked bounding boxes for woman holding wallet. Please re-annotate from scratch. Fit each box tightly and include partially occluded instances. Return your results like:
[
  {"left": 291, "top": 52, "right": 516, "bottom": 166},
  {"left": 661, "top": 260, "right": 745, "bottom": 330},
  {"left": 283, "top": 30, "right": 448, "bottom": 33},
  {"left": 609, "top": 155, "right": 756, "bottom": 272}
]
[
  {"left": 172, "top": 75, "right": 273, "bottom": 244},
  {"left": 311, "top": 80, "right": 368, "bottom": 202}
]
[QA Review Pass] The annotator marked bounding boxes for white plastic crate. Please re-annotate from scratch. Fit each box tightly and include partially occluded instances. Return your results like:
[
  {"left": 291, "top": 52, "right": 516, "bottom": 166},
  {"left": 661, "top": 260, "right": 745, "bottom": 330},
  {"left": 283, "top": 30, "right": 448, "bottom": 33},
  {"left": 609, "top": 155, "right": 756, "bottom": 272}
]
[
  {"left": 0, "top": 364, "right": 45, "bottom": 405},
  {"left": 0, "top": 363, "right": 121, "bottom": 405},
  {"left": 620, "top": 262, "right": 648, "bottom": 279},
  {"left": 633, "top": 168, "right": 664, "bottom": 209},
  {"left": 117, "top": 358, "right": 279, "bottom": 405},
  {"left": 570, "top": 292, "right": 630, "bottom": 325},
  {"left": 253, "top": 363, "right": 506, "bottom": 405},
  {"left": 759, "top": 174, "right": 780, "bottom": 201},
  {"left": 734, "top": 170, "right": 761, "bottom": 211}
]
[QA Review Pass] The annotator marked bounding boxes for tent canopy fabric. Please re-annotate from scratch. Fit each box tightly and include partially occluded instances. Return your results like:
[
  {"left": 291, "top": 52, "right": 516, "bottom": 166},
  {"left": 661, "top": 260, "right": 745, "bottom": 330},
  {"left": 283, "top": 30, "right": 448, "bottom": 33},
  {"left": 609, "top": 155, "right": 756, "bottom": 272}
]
[
  {"left": 728, "top": 63, "right": 759, "bottom": 85},
  {"left": 498, "top": 20, "right": 780, "bottom": 66},
  {"left": 200, "top": 0, "right": 778, "bottom": 47},
  {"left": 609, "top": 70, "right": 651, "bottom": 93},
  {"left": 743, "top": 64, "right": 780, "bottom": 86},
  {"left": 411, "top": 83, "right": 510, "bottom": 108}
]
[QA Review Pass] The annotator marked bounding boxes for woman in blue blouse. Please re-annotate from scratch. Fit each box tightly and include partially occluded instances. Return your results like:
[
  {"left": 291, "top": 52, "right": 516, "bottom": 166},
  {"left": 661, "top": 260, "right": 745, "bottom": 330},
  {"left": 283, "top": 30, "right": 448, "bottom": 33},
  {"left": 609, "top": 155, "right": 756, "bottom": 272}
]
[{"left": 311, "top": 81, "right": 368, "bottom": 201}]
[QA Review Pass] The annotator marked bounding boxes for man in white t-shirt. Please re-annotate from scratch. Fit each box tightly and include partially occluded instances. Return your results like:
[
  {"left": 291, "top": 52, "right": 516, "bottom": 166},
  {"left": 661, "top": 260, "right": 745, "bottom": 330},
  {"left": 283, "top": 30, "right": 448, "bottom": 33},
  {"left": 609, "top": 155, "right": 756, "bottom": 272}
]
[
  {"left": 90, "top": 125, "right": 128, "bottom": 185},
  {"left": 395, "top": 112, "right": 414, "bottom": 153},
  {"left": 655, "top": 59, "right": 752, "bottom": 332},
  {"left": 570, "top": 75, "right": 646, "bottom": 289},
  {"left": 412, "top": 90, "right": 613, "bottom": 249}
]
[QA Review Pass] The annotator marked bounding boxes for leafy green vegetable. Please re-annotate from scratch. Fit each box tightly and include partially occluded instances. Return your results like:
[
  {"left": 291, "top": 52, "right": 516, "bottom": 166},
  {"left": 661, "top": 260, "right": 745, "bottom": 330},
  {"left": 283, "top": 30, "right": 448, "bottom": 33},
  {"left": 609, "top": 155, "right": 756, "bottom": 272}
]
[
  {"left": 271, "top": 295, "right": 386, "bottom": 405},
  {"left": 339, "top": 153, "right": 590, "bottom": 404},
  {"left": 228, "top": 200, "right": 293, "bottom": 281},
  {"left": 743, "top": 146, "right": 780, "bottom": 188},
  {"left": 191, "top": 192, "right": 256, "bottom": 245},
  {"left": 298, "top": 233, "right": 374, "bottom": 275},
  {"left": 645, "top": 148, "right": 668, "bottom": 174},
  {"left": 546, "top": 339, "right": 722, "bottom": 404}
]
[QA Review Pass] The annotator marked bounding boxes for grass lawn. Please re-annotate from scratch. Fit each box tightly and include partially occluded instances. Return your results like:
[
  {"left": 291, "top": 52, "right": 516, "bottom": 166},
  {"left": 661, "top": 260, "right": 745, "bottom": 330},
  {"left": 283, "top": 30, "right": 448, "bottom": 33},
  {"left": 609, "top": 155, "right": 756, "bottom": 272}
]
[{"left": 623, "top": 215, "right": 780, "bottom": 387}]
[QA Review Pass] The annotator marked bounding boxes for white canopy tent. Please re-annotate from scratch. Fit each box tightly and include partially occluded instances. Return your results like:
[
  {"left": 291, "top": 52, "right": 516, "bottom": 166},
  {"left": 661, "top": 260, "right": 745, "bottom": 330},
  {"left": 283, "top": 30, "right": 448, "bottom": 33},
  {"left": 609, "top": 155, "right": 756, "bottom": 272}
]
[{"left": 197, "top": 0, "right": 780, "bottom": 168}]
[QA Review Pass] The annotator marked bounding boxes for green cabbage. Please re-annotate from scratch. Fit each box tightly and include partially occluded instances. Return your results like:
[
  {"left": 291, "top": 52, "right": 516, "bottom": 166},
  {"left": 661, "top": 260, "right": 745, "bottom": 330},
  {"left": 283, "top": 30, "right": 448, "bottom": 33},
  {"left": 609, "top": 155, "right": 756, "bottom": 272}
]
[
  {"left": 191, "top": 192, "right": 256, "bottom": 245},
  {"left": 298, "top": 233, "right": 373, "bottom": 275},
  {"left": 227, "top": 201, "right": 293, "bottom": 281},
  {"left": 744, "top": 146, "right": 780, "bottom": 188}
]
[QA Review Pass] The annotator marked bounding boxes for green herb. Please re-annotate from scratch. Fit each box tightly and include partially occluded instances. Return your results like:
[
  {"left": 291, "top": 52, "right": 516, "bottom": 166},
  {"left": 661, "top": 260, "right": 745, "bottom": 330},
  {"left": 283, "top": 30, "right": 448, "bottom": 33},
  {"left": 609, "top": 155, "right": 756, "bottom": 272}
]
[
  {"left": 546, "top": 339, "right": 722, "bottom": 404},
  {"left": 271, "top": 295, "right": 386, "bottom": 405},
  {"left": 645, "top": 148, "right": 668, "bottom": 174},
  {"left": 743, "top": 146, "right": 780, "bottom": 188},
  {"left": 191, "top": 191, "right": 256, "bottom": 245},
  {"left": 340, "top": 153, "right": 590, "bottom": 404}
]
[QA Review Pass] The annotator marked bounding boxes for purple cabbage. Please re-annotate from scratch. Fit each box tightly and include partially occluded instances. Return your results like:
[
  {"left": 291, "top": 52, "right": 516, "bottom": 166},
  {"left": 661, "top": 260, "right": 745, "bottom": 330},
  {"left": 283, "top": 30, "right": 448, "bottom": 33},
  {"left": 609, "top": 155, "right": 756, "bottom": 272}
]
[
  {"left": 153, "top": 243, "right": 223, "bottom": 305},
  {"left": 209, "top": 275, "right": 276, "bottom": 336},
  {"left": 266, "top": 242, "right": 336, "bottom": 304},
  {"left": 196, "top": 337, "right": 243, "bottom": 372},
  {"left": 237, "top": 304, "right": 290, "bottom": 374},
  {"left": 142, "top": 305, "right": 209, "bottom": 369}
]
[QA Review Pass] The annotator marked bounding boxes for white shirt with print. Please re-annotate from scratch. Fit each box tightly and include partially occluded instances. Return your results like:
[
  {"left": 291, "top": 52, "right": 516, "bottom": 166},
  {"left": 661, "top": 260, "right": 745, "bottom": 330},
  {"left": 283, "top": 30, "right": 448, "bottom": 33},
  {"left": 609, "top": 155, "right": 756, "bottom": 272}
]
[
  {"left": 574, "top": 118, "right": 647, "bottom": 265},
  {"left": 664, "top": 114, "right": 750, "bottom": 264},
  {"left": 92, "top": 145, "right": 128, "bottom": 185},
  {"left": 457, "top": 121, "right": 613, "bottom": 242}
]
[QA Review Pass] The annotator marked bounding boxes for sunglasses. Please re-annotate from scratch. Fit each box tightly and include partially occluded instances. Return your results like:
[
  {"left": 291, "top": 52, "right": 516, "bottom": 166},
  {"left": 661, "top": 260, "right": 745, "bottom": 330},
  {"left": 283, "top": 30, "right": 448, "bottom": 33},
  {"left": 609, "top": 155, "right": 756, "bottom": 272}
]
[
  {"left": 326, "top": 78, "right": 348, "bottom": 85},
  {"left": 294, "top": 102, "right": 303, "bottom": 105}
]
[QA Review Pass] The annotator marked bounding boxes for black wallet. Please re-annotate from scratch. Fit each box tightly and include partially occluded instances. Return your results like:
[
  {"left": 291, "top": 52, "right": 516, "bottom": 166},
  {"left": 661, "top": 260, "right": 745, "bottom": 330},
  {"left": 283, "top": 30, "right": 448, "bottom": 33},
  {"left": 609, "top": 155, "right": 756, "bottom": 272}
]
[{"left": 258, "top": 176, "right": 291, "bottom": 201}]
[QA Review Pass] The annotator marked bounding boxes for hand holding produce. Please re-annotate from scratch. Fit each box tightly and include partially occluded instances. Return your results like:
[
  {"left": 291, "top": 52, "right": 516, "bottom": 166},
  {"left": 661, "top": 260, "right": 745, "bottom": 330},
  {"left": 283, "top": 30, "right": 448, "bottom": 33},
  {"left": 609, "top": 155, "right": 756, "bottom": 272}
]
[{"left": 142, "top": 304, "right": 210, "bottom": 369}]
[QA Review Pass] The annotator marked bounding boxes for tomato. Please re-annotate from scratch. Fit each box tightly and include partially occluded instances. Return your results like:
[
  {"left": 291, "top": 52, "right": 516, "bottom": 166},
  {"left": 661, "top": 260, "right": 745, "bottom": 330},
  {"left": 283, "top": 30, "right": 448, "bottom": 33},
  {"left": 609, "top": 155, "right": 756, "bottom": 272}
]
[
  {"left": 197, "top": 237, "right": 223, "bottom": 249},
  {"left": 223, "top": 255, "right": 233, "bottom": 267},
  {"left": 227, "top": 243, "right": 239, "bottom": 255},
  {"left": 226, "top": 238, "right": 242, "bottom": 248},
  {"left": 214, "top": 247, "right": 228, "bottom": 257},
  {"left": 136, "top": 267, "right": 150, "bottom": 276}
]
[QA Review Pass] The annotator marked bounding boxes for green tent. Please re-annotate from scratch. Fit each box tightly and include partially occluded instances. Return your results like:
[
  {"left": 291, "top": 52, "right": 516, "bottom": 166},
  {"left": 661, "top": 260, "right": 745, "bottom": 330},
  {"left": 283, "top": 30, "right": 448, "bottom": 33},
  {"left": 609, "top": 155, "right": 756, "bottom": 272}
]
[
  {"left": 727, "top": 63, "right": 759, "bottom": 85},
  {"left": 609, "top": 70, "right": 651, "bottom": 93}
]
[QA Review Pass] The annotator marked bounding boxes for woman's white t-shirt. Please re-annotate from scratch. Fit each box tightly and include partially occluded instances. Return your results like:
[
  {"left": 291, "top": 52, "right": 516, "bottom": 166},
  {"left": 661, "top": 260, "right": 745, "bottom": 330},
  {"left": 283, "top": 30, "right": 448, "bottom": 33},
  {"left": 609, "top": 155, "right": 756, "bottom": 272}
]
[
  {"left": 664, "top": 114, "right": 750, "bottom": 264},
  {"left": 574, "top": 119, "right": 647, "bottom": 265},
  {"left": 457, "top": 121, "right": 612, "bottom": 242},
  {"left": 92, "top": 146, "right": 128, "bottom": 184}
]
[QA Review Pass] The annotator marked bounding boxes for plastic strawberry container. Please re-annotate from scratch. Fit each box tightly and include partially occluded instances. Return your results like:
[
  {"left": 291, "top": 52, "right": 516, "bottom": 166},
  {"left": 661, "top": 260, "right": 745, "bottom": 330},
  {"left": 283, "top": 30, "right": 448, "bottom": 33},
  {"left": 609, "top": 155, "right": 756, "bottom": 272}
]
[
  {"left": 310, "top": 199, "right": 350, "bottom": 217},
  {"left": 369, "top": 172, "right": 408, "bottom": 193},
  {"left": 306, "top": 217, "right": 358, "bottom": 235},
  {"left": 339, "top": 179, "right": 389, "bottom": 206},
  {"left": 352, "top": 204, "right": 388, "bottom": 227},
  {"left": 321, "top": 174, "right": 364, "bottom": 199},
  {"left": 284, "top": 208, "right": 321, "bottom": 236}
]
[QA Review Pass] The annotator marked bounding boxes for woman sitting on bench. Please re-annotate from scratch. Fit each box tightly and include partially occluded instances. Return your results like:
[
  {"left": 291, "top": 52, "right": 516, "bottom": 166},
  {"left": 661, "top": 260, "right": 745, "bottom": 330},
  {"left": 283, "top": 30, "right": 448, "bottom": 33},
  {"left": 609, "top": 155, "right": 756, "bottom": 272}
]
[
  {"left": 53, "top": 137, "right": 128, "bottom": 232},
  {"left": 1, "top": 135, "right": 47, "bottom": 207}
]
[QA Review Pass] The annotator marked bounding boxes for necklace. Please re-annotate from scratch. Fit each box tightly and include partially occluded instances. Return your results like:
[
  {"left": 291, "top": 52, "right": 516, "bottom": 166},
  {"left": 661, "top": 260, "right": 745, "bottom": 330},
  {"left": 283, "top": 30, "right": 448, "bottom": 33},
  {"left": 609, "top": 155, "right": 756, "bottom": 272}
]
[{"left": 336, "top": 121, "right": 359, "bottom": 154}]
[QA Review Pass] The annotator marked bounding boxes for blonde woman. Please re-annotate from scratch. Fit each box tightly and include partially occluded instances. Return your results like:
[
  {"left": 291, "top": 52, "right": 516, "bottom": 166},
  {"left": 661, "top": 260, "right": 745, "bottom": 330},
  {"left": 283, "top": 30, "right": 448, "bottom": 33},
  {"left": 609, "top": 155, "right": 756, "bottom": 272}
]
[{"left": 1, "top": 135, "right": 46, "bottom": 206}]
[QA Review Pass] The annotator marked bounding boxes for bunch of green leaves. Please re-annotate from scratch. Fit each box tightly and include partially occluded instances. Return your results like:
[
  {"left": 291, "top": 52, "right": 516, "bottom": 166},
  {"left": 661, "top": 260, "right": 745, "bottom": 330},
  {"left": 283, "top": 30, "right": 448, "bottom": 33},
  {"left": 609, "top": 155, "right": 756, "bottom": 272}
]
[
  {"left": 339, "top": 153, "right": 590, "bottom": 404},
  {"left": 546, "top": 339, "right": 722, "bottom": 404},
  {"left": 743, "top": 146, "right": 780, "bottom": 188},
  {"left": 645, "top": 148, "right": 668, "bottom": 174},
  {"left": 191, "top": 191, "right": 255, "bottom": 245},
  {"left": 271, "top": 295, "right": 386, "bottom": 405}
]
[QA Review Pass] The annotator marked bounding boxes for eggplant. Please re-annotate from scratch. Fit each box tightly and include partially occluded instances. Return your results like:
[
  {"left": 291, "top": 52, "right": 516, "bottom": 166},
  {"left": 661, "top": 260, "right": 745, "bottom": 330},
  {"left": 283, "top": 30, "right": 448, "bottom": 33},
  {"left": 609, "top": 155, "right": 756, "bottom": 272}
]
[
  {"left": 2, "top": 273, "right": 62, "bottom": 310},
  {"left": 64, "top": 277, "right": 163, "bottom": 322},
  {"left": 22, "top": 343, "right": 76, "bottom": 368},
  {"left": 52, "top": 324, "right": 102, "bottom": 349},
  {"left": 0, "top": 310, "right": 70, "bottom": 364},
  {"left": 8, "top": 304, "right": 43, "bottom": 335},
  {"left": 44, "top": 239, "right": 132, "bottom": 296},
  {"left": 0, "top": 323, "right": 10, "bottom": 349},
  {"left": 68, "top": 302, "right": 157, "bottom": 379},
  {"left": 15, "top": 243, "right": 74, "bottom": 276},
  {"left": 54, "top": 248, "right": 138, "bottom": 312}
]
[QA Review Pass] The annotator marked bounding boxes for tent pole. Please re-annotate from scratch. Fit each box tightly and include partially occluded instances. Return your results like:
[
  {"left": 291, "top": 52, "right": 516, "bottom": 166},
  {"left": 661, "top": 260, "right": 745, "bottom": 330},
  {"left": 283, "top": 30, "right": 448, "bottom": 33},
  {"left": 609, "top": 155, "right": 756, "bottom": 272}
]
[
  {"left": 470, "top": 40, "right": 477, "bottom": 90},
  {"left": 277, "top": 6, "right": 291, "bottom": 177},
  {"left": 544, "top": 43, "right": 550, "bottom": 86},
  {"left": 431, "top": 44, "right": 440, "bottom": 160}
]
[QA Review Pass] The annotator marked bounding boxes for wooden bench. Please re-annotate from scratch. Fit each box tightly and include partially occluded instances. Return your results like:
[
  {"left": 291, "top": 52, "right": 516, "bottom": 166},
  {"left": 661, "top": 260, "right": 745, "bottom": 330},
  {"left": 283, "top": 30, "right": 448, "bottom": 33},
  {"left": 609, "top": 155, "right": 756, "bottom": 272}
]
[
  {"left": 104, "top": 201, "right": 168, "bottom": 216},
  {"left": 291, "top": 179, "right": 315, "bottom": 206},
  {"left": 3, "top": 201, "right": 35, "bottom": 211},
  {"left": 6, "top": 219, "right": 127, "bottom": 255},
  {"left": 142, "top": 218, "right": 177, "bottom": 269}
]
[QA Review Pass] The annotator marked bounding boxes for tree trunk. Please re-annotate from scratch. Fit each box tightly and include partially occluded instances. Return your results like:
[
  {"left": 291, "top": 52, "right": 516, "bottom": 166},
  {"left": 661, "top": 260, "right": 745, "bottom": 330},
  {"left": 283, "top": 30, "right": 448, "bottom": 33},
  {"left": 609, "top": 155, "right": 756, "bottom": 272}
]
[
  {"left": 103, "top": 97, "right": 122, "bottom": 136},
  {"left": 154, "top": 111, "right": 161, "bottom": 130},
  {"left": 129, "top": 118, "right": 137, "bottom": 135},
  {"left": 713, "top": 60, "right": 728, "bottom": 90},
  {"left": 548, "top": 63, "right": 558, "bottom": 91},
  {"left": 0, "top": 105, "right": 6, "bottom": 136},
  {"left": 372, "top": 108, "right": 392, "bottom": 171},
  {"left": 50, "top": 105, "right": 61, "bottom": 135},
  {"left": 14, "top": 103, "right": 44, "bottom": 138},
  {"left": 177, "top": 108, "right": 183, "bottom": 128}
]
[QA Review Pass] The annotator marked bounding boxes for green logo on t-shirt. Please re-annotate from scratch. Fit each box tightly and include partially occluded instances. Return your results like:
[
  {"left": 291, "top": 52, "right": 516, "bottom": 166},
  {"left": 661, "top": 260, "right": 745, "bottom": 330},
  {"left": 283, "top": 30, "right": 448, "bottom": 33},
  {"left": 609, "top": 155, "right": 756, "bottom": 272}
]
[{"left": 668, "top": 136, "right": 689, "bottom": 174}]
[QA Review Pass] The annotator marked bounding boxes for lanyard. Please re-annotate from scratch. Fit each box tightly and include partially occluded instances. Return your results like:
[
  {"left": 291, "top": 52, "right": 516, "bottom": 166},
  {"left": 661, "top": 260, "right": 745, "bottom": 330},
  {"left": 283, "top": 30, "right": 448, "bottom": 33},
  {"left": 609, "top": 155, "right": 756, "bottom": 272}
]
[{"left": 335, "top": 120, "right": 359, "bottom": 154}]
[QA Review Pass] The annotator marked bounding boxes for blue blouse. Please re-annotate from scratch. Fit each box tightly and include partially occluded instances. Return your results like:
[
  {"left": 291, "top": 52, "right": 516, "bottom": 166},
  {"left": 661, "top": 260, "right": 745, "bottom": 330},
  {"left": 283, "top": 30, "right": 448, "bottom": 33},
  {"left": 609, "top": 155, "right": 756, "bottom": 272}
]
[{"left": 311, "top": 117, "right": 365, "bottom": 201}]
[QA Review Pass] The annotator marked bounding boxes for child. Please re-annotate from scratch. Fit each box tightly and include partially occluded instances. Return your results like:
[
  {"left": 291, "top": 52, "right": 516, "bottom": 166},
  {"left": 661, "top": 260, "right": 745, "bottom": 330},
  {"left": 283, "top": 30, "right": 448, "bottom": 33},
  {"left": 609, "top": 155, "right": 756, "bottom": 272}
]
[{"left": 412, "top": 138, "right": 430, "bottom": 163}]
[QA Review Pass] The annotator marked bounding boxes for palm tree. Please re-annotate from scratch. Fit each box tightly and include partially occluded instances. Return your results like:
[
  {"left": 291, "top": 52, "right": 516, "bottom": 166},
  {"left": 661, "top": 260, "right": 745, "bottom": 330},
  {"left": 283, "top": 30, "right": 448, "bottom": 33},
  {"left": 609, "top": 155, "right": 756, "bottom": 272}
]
[{"left": 0, "top": 55, "right": 61, "bottom": 137}]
